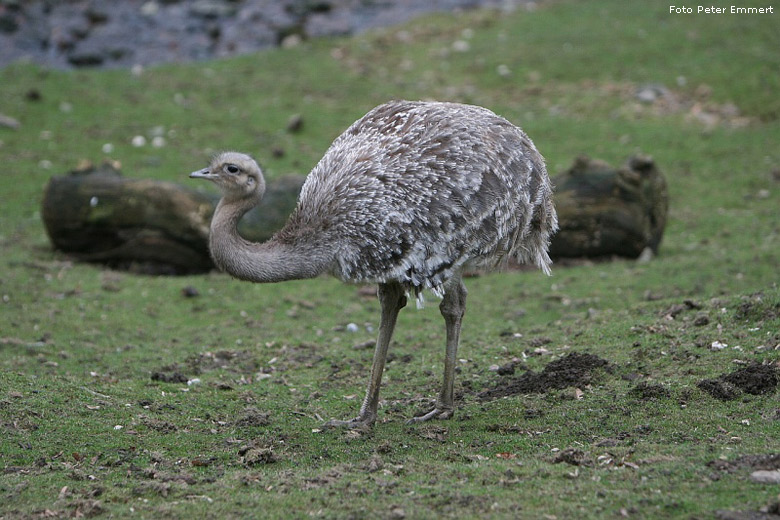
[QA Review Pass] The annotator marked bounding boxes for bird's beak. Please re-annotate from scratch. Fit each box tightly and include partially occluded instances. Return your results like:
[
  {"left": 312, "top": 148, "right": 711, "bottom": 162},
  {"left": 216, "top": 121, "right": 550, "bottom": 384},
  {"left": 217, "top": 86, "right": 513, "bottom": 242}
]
[{"left": 189, "top": 168, "right": 216, "bottom": 180}]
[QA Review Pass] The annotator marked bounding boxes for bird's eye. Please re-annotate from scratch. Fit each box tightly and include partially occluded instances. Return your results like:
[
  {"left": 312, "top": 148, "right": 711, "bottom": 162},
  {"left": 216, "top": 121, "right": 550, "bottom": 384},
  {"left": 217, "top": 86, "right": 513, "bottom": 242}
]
[{"left": 226, "top": 164, "right": 240, "bottom": 174}]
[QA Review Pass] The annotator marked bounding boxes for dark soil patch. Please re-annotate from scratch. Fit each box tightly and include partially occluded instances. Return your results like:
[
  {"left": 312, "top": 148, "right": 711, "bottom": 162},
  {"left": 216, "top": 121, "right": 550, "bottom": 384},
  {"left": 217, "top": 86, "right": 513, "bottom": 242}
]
[
  {"left": 187, "top": 350, "right": 262, "bottom": 374},
  {"left": 150, "top": 350, "right": 262, "bottom": 383},
  {"left": 150, "top": 371, "right": 188, "bottom": 383},
  {"left": 478, "top": 352, "right": 612, "bottom": 401},
  {"left": 708, "top": 454, "right": 780, "bottom": 473},
  {"left": 698, "top": 364, "right": 778, "bottom": 401}
]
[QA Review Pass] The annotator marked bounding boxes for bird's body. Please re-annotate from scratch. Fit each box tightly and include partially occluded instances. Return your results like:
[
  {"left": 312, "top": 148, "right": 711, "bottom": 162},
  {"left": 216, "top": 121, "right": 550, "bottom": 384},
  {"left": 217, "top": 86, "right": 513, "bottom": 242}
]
[{"left": 191, "top": 100, "right": 557, "bottom": 427}]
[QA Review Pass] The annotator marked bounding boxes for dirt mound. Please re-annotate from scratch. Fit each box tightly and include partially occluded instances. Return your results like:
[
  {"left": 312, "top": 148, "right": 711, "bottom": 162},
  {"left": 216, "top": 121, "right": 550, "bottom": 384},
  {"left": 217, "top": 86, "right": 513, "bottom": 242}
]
[
  {"left": 698, "top": 364, "right": 778, "bottom": 401},
  {"left": 478, "top": 352, "right": 611, "bottom": 401}
]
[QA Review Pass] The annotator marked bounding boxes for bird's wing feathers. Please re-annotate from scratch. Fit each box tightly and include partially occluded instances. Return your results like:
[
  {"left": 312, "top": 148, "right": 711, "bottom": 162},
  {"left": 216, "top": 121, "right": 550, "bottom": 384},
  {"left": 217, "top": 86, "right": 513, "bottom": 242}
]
[{"left": 288, "top": 101, "right": 557, "bottom": 296}]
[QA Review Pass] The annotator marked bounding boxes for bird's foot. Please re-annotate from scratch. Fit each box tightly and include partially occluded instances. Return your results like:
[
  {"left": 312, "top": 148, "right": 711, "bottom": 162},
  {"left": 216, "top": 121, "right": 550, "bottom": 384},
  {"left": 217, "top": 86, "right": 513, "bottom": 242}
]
[
  {"left": 406, "top": 407, "right": 454, "bottom": 424},
  {"left": 321, "top": 416, "right": 375, "bottom": 430}
]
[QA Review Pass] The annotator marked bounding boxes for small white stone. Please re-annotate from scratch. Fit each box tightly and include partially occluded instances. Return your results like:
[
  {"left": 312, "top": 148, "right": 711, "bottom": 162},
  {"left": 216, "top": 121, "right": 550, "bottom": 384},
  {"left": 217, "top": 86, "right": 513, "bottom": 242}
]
[
  {"left": 452, "top": 40, "right": 470, "bottom": 52},
  {"left": 131, "top": 135, "right": 146, "bottom": 147},
  {"left": 141, "top": 1, "right": 159, "bottom": 16},
  {"left": 346, "top": 323, "right": 359, "bottom": 333},
  {"left": 102, "top": 143, "right": 114, "bottom": 154}
]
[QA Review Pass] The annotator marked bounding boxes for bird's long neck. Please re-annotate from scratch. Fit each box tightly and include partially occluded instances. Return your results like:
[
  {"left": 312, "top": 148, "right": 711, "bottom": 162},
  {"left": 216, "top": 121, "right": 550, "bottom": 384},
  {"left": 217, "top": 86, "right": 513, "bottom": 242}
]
[{"left": 209, "top": 196, "right": 330, "bottom": 283}]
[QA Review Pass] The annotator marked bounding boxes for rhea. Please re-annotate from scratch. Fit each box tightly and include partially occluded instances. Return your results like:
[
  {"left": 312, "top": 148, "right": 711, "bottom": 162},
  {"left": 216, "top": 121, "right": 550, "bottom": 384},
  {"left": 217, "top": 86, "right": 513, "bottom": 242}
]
[{"left": 190, "top": 100, "right": 557, "bottom": 428}]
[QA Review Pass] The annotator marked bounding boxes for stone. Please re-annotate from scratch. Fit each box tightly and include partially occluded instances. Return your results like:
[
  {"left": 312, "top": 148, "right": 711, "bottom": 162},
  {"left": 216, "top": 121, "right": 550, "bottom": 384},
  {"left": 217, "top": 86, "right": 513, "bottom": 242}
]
[{"left": 750, "top": 470, "right": 780, "bottom": 484}]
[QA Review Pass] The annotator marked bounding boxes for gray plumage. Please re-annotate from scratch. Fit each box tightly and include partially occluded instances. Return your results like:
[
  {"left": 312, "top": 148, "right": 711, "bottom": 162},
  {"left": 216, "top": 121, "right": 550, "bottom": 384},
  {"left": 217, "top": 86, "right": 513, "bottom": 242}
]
[{"left": 190, "top": 100, "right": 557, "bottom": 427}]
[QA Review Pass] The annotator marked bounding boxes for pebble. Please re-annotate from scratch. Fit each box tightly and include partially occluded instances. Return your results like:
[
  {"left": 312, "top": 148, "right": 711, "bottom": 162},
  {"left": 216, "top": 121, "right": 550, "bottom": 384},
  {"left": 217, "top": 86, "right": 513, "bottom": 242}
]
[{"left": 0, "top": 113, "right": 20, "bottom": 129}]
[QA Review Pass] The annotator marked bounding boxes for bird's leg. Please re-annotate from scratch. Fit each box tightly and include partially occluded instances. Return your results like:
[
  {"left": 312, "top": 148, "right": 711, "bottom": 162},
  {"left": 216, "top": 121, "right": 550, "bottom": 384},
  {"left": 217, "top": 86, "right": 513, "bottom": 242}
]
[
  {"left": 408, "top": 277, "right": 467, "bottom": 424},
  {"left": 323, "top": 282, "right": 406, "bottom": 429}
]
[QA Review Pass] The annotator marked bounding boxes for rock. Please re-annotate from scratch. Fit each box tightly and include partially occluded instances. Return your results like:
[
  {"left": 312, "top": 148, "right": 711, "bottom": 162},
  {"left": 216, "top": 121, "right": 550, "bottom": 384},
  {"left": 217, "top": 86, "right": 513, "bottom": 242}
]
[
  {"left": 0, "top": 0, "right": 534, "bottom": 69},
  {"left": 67, "top": 50, "right": 105, "bottom": 67},
  {"left": 189, "top": 0, "right": 237, "bottom": 19},
  {"left": 750, "top": 470, "right": 780, "bottom": 484},
  {"left": 0, "top": 113, "right": 20, "bottom": 129},
  {"left": 636, "top": 84, "right": 670, "bottom": 104},
  {"left": 0, "top": 12, "right": 20, "bottom": 33},
  {"left": 286, "top": 113, "right": 304, "bottom": 133}
]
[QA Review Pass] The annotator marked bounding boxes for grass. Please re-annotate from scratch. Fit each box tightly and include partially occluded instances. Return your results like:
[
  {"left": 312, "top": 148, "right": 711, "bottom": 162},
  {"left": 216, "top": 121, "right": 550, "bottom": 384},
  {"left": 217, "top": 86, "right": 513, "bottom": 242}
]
[{"left": 1, "top": 0, "right": 779, "bottom": 518}]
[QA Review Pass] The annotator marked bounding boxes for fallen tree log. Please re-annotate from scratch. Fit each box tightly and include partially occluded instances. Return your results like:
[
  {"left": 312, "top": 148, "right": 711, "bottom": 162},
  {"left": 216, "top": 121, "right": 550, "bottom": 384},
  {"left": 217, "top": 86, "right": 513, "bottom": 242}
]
[
  {"left": 548, "top": 155, "right": 668, "bottom": 259},
  {"left": 41, "top": 155, "right": 668, "bottom": 274},
  {"left": 41, "top": 161, "right": 305, "bottom": 274}
]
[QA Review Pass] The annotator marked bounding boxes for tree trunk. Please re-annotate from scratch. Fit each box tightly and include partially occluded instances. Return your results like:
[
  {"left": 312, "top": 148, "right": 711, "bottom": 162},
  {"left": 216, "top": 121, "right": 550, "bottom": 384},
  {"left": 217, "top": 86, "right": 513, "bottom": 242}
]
[{"left": 41, "top": 155, "right": 668, "bottom": 274}]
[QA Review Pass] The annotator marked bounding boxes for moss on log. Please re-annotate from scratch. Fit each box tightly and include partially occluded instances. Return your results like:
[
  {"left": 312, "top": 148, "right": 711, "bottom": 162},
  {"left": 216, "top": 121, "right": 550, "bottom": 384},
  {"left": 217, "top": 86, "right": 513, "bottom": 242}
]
[{"left": 549, "top": 155, "right": 668, "bottom": 259}]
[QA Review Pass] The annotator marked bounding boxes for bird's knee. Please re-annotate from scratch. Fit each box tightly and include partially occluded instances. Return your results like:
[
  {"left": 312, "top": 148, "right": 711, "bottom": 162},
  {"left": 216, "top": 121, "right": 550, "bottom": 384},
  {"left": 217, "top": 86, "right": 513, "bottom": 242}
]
[{"left": 439, "top": 290, "right": 466, "bottom": 320}]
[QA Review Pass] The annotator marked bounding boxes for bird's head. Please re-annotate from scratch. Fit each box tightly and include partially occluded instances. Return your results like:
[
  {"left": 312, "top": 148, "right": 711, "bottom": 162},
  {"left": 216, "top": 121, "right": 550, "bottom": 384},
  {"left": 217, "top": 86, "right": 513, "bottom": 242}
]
[{"left": 190, "top": 152, "right": 265, "bottom": 200}]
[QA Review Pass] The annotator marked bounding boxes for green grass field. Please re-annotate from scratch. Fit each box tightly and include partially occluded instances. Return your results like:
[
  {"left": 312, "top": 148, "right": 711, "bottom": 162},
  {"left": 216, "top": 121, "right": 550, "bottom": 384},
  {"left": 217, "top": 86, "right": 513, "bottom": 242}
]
[{"left": 1, "top": 0, "right": 778, "bottom": 518}]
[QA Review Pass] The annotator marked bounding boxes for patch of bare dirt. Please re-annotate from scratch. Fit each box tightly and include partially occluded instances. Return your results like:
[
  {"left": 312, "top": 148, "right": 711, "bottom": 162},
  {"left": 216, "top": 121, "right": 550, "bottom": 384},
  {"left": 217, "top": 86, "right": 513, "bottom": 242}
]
[
  {"left": 552, "top": 448, "right": 592, "bottom": 467},
  {"left": 734, "top": 295, "right": 780, "bottom": 324},
  {"left": 698, "top": 364, "right": 778, "bottom": 401},
  {"left": 629, "top": 382, "right": 671, "bottom": 401},
  {"left": 186, "top": 350, "right": 262, "bottom": 374},
  {"left": 234, "top": 406, "right": 271, "bottom": 427},
  {"left": 708, "top": 454, "right": 780, "bottom": 474},
  {"left": 478, "top": 352, "right": 612, "bottom": 401},
  {"left": 150, "top": 370, "right": 188, "bottom": 383},
  {"left": 239, "top": 447, "right": 277, "bottom": 466},
  {"left": 150, "top": 350, "right": 263, "bottom": 383},
  {"left": 715, "top": 503, "right": 780, "bottom": 520},
  {"left": 619, "top": 82, "right": 754, "bottom": 129},
  {"left": 141, "top": 416, "right": 178, "bottom": 433}
]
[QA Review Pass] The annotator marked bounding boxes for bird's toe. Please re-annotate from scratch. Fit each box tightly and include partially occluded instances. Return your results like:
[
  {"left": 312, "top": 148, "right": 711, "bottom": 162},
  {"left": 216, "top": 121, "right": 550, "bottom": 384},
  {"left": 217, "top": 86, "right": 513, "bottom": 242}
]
[
  {"left": 321, "top": 417, "right": 375, "bottom": 430},
  {"left": 406, "top": 407, "right": 454, "bottom": 424}
]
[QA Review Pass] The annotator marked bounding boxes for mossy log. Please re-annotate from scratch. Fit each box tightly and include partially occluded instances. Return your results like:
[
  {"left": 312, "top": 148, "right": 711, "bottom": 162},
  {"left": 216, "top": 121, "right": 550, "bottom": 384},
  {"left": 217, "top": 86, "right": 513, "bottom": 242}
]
[
  {"left": 41, "top": 161, "right": 304, "bottom": 274},
  {"left": 41, "top": 155, "right": 668, "bottom": 274},
  {"left": 549, "top": 155, "right": 668, "bottom": 259}
]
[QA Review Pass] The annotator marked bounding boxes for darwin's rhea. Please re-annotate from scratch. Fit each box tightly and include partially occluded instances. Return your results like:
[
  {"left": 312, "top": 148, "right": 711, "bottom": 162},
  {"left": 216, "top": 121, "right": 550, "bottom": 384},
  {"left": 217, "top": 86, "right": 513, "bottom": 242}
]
[{"left": 190, "top": 100, "right": 557, "bottom": 427}]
